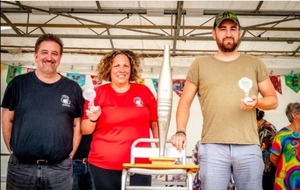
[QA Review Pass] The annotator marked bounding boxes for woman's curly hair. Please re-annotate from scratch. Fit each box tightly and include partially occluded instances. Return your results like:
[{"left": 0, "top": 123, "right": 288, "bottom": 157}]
[{"left": 96, "top": 49, "right": 142, "bottom": 82}]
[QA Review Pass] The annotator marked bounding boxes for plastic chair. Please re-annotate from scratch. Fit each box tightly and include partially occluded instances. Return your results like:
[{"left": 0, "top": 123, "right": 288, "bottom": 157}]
[{"left": 121, "top": 138, "right": 199, "bottom": 190}]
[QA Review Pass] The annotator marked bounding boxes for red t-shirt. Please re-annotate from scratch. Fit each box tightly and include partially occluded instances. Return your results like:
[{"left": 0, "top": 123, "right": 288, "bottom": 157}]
[{"left": 82, "top": 83, "right": 158, "bottom": 170}]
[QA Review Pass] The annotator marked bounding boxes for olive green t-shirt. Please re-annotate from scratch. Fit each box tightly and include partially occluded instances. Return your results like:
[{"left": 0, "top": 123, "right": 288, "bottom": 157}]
[{"left": 187, "top": 54, "right": 269, "bottom": 145}]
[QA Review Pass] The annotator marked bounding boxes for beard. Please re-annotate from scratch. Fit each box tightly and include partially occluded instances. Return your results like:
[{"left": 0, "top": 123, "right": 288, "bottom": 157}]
[
  {"left": 216, "top": 37, "right": 239, "bottom": 52},
  {"left": 41, "top": 58, "right": 56, "bottom": 73}
]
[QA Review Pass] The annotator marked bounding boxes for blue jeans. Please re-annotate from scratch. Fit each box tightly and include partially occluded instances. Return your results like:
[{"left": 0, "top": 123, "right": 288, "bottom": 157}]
[
  {"left": 7, "top": 153, "right": 73, "bottom": 190},
  {"left": 199, "top": 144, "right": 264, "bottom": 190},
  {"left": 73, "top": 161, "right": 95, "bottom": 190}
]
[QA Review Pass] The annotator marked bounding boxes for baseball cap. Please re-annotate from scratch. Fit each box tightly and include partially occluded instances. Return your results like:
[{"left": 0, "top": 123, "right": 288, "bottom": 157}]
[{"left": 213, "top": 11, "right": 240, "bottom": 29}]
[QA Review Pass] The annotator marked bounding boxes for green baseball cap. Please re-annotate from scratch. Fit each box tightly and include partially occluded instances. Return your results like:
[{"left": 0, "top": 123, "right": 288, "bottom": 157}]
[{"left": 213, "top": 11, "right": 240, "bottom": 29}]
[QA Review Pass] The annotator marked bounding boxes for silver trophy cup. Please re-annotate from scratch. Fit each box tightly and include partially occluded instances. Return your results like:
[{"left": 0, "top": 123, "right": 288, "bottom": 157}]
[
  {"left": 83, "top": 88, "right": 98, "bottom": 112},
  {"left": 238, "top": 77, "right": 253, "bottom": 102}
]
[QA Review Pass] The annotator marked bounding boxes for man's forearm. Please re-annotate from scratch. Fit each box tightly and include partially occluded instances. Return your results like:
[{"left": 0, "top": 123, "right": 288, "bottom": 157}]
[
  {"left": 2, "top": 108, "right": 14, "bottom": 153},
  {"left": 70, "top": 118, "right": 82, "bottom": 158}
]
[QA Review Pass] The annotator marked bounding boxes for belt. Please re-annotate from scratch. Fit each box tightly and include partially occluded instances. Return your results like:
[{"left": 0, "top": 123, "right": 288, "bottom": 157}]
[
  {"left": 31, "top": 158, "right": 66, "bottom": 165},
  {"left": 12, "top": 154, "right": 65, "bottom": 165},
  {"left": 36, "top": 159, "right": 49, "bottom": 165},
  {"left": 74, "top": 158, "right": 88, "bottom": 163}
]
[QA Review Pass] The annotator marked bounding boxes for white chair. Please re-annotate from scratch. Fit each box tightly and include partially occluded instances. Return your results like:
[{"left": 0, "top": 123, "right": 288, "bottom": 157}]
[{"left": 121, "top": 138, "right": 199, "bottom": 190}]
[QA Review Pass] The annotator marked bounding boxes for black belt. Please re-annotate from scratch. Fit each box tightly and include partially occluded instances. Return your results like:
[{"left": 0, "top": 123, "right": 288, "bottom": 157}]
[
  {"left": 22, "top": 159, "right": 51, "bottom": 165},
  {"left": 12, "top": 153, "right": 65, "bottom": 165},
  {"left": 74, "top": 158, "right": 88, "bottom": 163},
  {"left": 36, "top": 159, "right": 48, "bottom": 165}
]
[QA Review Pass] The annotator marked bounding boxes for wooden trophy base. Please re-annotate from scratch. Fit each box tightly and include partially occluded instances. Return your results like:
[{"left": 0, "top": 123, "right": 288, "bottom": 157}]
[{"left": 149, "top": 157, "right": 176, "bottom": 165}]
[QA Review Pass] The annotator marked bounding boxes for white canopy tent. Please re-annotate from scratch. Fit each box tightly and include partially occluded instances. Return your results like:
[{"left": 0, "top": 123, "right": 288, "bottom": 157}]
[{"left": 1, "top": 2, "right": 300, "bottom": 188}]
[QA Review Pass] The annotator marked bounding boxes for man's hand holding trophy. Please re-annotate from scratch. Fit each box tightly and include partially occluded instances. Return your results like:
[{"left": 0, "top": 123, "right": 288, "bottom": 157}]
[
  {"left": 238, "top": 77, "right": 258, "bottom": 110},
  {"left": 238, "top": 77, "right": 253, "bottom": 102}
]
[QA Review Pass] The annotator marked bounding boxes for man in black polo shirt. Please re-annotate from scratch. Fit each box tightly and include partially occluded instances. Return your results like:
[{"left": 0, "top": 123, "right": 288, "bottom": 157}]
[{"left": 1, "top": 33, "right": 84, "bottom": 190}]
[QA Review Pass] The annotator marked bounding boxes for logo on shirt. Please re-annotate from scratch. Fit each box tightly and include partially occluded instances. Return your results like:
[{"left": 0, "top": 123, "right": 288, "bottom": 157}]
[
  {"left": 61, "top": 95, "right": 71, "bottom": 107},
  {"left": 133, "top": 97, "right": 143, "bottom": 107}
]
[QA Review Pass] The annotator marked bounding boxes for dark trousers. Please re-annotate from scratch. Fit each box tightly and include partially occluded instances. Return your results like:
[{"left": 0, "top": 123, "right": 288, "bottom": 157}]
[
  {"left": 89, "top": 164, "right": 151, "bottom": 190},
  {"left": 73, "top": 161, "right": 95, "bottom": 190},
  {"left": 129, "top": 173, "right": 151, "bottom": 186},
  {"left": 7, "top": 154, "right": 72, "bottom": 190},
  {"left": 262, "top": 174, "right": 275, "bottom": 190}
]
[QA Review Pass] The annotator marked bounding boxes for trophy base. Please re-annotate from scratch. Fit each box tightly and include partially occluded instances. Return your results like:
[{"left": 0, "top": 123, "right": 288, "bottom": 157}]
[
  {"left": 244, "top": 97, "right": 253, "bottom": 102},
  {"left": 150, "top": 157, "right": 176, "bottom": 165}
]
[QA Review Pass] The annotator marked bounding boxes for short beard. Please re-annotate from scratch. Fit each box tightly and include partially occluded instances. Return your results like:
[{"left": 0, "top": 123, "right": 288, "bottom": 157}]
[
  {"left": 217, "top": 38, "right": 238, "bottom": 52},
  {"left": 41, "top": 59, "right": 56, "bottom": 73}
]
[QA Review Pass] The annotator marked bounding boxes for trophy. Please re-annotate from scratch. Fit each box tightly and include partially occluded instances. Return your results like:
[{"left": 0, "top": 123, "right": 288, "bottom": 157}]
[
  {"left": 238, "top": 77, "right": 253, "bottom": 102},
  {"left": 83, "top": 88, "right": 98, "bottom": 112},
  {"left": 157, "top": 44, "right": 173, "bottom": 157}
]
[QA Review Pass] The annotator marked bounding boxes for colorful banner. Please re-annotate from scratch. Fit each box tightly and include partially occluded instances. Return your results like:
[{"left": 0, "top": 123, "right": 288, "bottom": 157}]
[
  {"left": 66, "top": 73, "right": 86, "bottom": 87},
  {"left": 90, "top": 75, "right": 102, "bottom": 88},
  {"left": 10, "top": 63, "right": 300, "bottom": 96},
  {"left": 27, "top": 68, "right": 36, "bottom": 73},
  {"left": 152, "top": 78, "right": 158, "bottom": 93},
  {"left": 6, "top": 65, "right": 22, "bottom": 84},
  {"left": 173, "top": 79, "right": 186, "bottom": 97},
  {"left": 285, "top": 74, "right": 300, "bottom": 93},
  {"left": 137, "top": 78, "right": 145, "bottom": 85},
  {"left": 270, "top": 75, "right": 282, "bottom": 94},
  {"left": 151, "top": 78, "right": 186, "bottom": 97}
]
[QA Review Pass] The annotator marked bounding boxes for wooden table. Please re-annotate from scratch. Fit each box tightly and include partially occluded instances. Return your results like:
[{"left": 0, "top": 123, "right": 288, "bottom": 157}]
[
  {"left": 123, "top": 163, "right": 199, "bottom": 173},
  {"left": 122, "top": 163, "right": 199, "bottom": 190}
]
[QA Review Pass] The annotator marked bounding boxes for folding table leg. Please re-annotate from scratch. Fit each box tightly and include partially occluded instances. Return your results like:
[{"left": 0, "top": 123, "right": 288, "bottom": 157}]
[{"left": 121, "top": 169, "right": 128, "bottom": 190}]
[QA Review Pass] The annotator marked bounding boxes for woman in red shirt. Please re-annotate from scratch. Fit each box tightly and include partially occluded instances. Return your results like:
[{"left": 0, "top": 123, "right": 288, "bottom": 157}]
[{"left": 81, "top": 49, "right": 159, "bottom": 190}]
